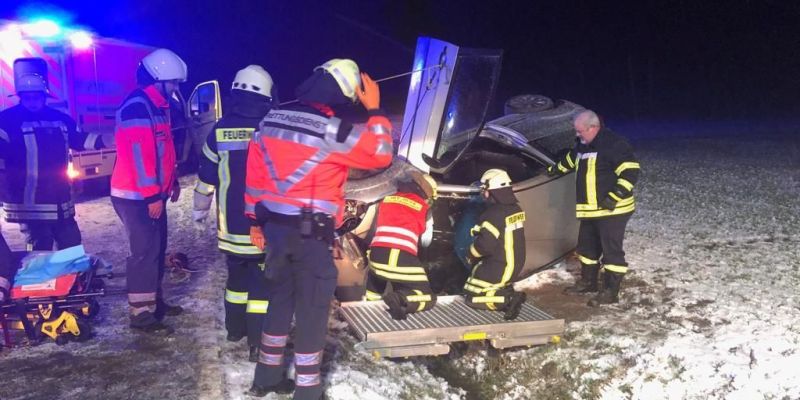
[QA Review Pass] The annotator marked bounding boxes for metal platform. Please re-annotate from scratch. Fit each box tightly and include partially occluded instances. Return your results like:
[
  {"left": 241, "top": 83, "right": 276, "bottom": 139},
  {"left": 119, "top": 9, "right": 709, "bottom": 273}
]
[{"left": 340, "top": 295, "right": 564, "bottom": 358}]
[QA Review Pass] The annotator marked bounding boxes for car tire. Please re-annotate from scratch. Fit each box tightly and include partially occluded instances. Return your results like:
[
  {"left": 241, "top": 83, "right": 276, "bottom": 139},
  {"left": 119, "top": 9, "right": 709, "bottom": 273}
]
[
  {"left": 344, "top": 158, "right": 419, "bottom": 204},
  {"left": 504, "top": 94, "right": 554, "bottom": 115}
]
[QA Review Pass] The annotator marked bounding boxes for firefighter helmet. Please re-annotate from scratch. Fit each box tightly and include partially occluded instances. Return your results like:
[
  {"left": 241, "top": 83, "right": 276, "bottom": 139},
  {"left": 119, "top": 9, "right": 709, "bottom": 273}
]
[
  {"left": 232, "top": 65, "right": 273, "bottom": 98},
  {"left": 15, "top": 73, "right": 48, "bottom": 94},
  {"left": 316, "top": 58, "right": 360, "bottom": 102},
  {"left": 409, "top": 170, "right": 438, "bottom": 199},
  {"left": 141, "top": 48, "right": 187, "bottom": 82},
  {"left": 480, "top": 169, "right": 512, "bottom": 191}
]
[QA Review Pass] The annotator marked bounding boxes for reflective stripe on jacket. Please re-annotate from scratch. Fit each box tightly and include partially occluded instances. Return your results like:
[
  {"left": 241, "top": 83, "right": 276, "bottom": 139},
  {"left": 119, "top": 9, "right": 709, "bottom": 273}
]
[
  {"left": 370, "top": 192, "right": 428, "bottom": 256},
  {"left": 550, "top": 129, "right": 640, "bottom": 219},
  {"left": 110, "top": 85, "right": 177, "bottom": 203},
  {"left": 245, "top": 104, "right": 393, "bottom": 225}
]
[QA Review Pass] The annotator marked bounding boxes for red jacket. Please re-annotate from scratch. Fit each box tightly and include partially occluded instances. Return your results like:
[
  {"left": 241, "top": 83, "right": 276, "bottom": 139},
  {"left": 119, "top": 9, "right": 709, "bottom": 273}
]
[
  {"left": 245, "top": 104, "right": 392, "bottom": 225},
  {"left": 110, "top": 85, "right": 177, "bottom": 203},
  {"left": 370, "top": 192, "right": 428, "bottom": 256}
]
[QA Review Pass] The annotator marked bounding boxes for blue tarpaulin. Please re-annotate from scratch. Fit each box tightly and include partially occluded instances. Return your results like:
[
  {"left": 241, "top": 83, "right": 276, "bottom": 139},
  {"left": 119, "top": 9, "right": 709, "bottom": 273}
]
[{"left": 13, "top": 245, "right": 91, "bottom": 287}]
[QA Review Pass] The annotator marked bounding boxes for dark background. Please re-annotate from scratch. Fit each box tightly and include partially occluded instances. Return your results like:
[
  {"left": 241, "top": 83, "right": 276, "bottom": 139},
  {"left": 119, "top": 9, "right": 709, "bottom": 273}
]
[{"left": 3, "top": 0, "right": 799, "bottom": 123}]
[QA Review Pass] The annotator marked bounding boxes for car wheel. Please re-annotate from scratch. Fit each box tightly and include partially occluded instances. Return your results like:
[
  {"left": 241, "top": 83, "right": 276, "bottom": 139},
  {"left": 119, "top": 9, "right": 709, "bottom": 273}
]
[{"left": 504, "top": 94, "right": 554, "bottom": 115}]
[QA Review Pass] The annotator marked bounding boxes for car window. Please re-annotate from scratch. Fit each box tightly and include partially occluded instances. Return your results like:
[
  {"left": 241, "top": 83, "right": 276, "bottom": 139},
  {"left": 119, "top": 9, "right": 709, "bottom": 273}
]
[
  {"left": 442, "top": 137, "right": 547, "bottom": 186},
  {"left": 531, "top": 130, "right": 576, "bottom": 159},
  {"left": 432, "top": 51, "right": 502, "bottom": 168}
]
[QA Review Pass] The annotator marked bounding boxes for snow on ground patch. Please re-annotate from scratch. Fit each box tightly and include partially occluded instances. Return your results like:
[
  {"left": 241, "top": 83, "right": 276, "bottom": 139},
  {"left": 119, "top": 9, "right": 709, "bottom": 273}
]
[{"left": 513, "top": 262, "right": 573, "bottom": 291}]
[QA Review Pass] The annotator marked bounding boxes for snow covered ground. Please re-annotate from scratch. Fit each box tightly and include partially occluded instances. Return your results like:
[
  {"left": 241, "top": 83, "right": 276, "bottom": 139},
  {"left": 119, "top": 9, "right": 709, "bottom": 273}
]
[{"left": 1, "top": 126, "right": 799, "bottom": 400}]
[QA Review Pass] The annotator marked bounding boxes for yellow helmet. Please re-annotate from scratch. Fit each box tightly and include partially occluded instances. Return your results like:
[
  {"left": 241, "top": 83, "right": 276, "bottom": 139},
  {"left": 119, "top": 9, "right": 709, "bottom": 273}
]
[
  {"left": 409, "top": 170, "right": 438, "bottom": 199},
  {"left": 316, "top": 58, "right": 360, "bottom": 102}
]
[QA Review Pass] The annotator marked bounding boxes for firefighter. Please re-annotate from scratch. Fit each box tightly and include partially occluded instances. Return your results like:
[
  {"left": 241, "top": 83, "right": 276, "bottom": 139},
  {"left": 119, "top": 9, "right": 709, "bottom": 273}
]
[
  {"left": 365, "top": 171, "right": 437, "bottom": 320},
  {"left": 245, "top": 59, "right": 392, "bottom": 399},
  {"left": 463, "top": 169, "right": 528, "bottom": 320},
  {"left": 0, "top": 70, "right": 112, "bottom": 251},
  {"left": 0, "top": 233, "right": 11, "bottom": 303},
  {"left": 110, "top": 48, "right": 186, "bottom": 335},
  {"left": 193, "top": 65, "right": 275, "bottom": 361},
  {"left": 549, "top": 109, "right": 640, "bottom": 306}
]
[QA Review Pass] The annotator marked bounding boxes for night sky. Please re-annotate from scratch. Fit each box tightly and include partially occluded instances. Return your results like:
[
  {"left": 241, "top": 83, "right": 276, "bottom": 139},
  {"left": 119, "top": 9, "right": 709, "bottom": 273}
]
[{"left": 3, "top": 0, "right": 799, "bottom": 122}]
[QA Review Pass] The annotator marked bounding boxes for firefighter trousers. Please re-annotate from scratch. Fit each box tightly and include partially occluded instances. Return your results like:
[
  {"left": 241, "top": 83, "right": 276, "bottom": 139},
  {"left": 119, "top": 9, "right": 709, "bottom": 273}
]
[
  {"left": 19, "top": 218, "right": 82, "bottom": 251},
  {"left": 576, "top": 213, "right": 631, "bottom": 275},
  {"left": 365, "top": 247, "right": 436, "bottom": 314},
  {"left": 253, "top": 221, "right": 336, "bottom": 400},
  {"left": 224, "top": 254, "right": 269, "bottom": 347},
  {"left": 463, "top": 260, "right": 519, "bottom": 311},
  {"left": 112, "top": 198, "right": 168, "bottom": 318}
]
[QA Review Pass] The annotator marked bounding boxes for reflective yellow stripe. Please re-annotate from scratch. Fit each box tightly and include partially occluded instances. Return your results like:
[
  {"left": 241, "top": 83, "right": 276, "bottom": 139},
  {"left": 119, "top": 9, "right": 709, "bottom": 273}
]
[
  {"left": 586, "top": 155, "right": 598, "bottom": 207},
  {"left": 609, "top": 192, "right": 623, "bottom": 202},
  {"left": 578, "top": 254, "right": 599, "bottom": 265},
  {"left": 469, "top": 244, "right": 481, "bottom": 258},
  {"left": 218, "top": 240, "right": 264, "bottom": 255},
  {"left": 218, "top": 231, "right": 255, "bottom": 244},
  {"left": 364, "top": 291, "right": 382, "bottom": 301},
  {"left": 576, "top": 203, "right": 635, "bottom": 218},
  {"left": 464, "top": 283, "right": 486, "bottom": 294},
  {"left": 470, "top": 225, "right": 480, "bottom": 237},
  {"left": 617, "top": 178, "right": 634, "bottom": 191},
  {"left": 195, "top": 180, "right": 215, "bottom": 195},
  {"left": 577, "top": 196, "right": 634, "bottom": 210},
  {"left": 486, "top": 290, "right": 499, "bottom": 310},
  {"left": 465, "top": 277, "right": 496, "bottom": 288},
  {"left": 225, "top": 289, "right": 248, "bottom": 304},
  {"left": 410, "top": 290, "right": 428, "bottom": 311},
  {"left": 557, "top": 163, "right": 569, "bottom": 173},
  {"left": 246, "top": 300, "right": 269, "bottom": 314},
  {"left": 217, "top": 151, "right": 232, "bottom": 234},
  {"left": 383, "top": 195, "right": 423, "bottom": 211},
  {"left": 203, "top": 143, "right": 219, "bottom": 163},
  {"left": 369, "top": 260, "right": 427, "bottom": 275},
  {"left": 615, "top": 162, "right": 640, "bottom": 176},
  {"left": 480, "top": 221, "right": 500, "bottom": 238},
  {"left": 388, "top": 249, "right": 400, "bottom": 268},
  {"left": 374, "top": 269, "right": 430, "bottom": 282},
  {"left": 471, "top": 295, "right": 505, "bottom": 304},
  {"left": 603, "top": 264, "right": 629, "bottom": 274},
  {"left": 565, "top": 152, "right": 576, "bottom": 168},
  {"left": 500, "top": 223, "right": 515, "bottom": 286}
]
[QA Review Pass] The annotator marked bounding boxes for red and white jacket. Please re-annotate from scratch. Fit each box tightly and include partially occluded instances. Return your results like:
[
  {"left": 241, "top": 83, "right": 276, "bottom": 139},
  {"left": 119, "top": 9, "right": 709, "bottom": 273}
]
[
  {"left": 370, "top": 192, "right": 428, "bottom": 256},
  {"left": 245, "top": 104, "right": 393, "bottom": 225},
  {"left": 110, "top": 85, "right": 177, "bottom": 203}
]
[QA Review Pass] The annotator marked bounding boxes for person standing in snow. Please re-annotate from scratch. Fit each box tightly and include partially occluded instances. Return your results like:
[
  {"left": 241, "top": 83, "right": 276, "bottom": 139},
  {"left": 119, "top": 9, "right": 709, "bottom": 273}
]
[
  {"left": 193, "top": 65, "right": 276, "bottom": 361},
  {"left": 549, "top": 109, "right": 640, "bottom": 306},
  {"left": 245, "top": 59, "right": 392, "bottom": 399},
  {"left": 463, "top": 168, "right": 528, "bottom": 320},
  {"left": 110, "top": 49, "right": 186, "bottom": 335},
  {"left": 0, "top": 69, "right": 112, "bottom": 252}
]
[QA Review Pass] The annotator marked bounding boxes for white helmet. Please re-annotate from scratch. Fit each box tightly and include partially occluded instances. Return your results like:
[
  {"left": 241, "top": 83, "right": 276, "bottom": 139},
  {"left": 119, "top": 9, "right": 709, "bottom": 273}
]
[
  {"left": 141, "top": 48, "right": 187, "bottom": 82},
  {"left": 480, "top": 169, "right": 512, "bottom": 190},
  {"left": 15, "top": 73, "right": 48, "bottom": 94},
  {"left": 315, "top": 58, "right": 360, "bottom": 101},
  {"left": 232, "top": 65, "right": 273, "bottom": 98}
]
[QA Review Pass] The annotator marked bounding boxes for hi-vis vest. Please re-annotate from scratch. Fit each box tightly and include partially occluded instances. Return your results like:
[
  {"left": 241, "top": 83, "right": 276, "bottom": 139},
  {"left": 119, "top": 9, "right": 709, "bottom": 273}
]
[
  {"left": 245, "top": 104, "right": 393, "bottom": 225},
  {"left": 550, "top": 129, "right": 640, "bottom": 219},
  {"left": 370, "top": 192, "right": 428, "bottom": 256},
  {"left": 196, "top": 112, "right": 264, "bottom": 257}
]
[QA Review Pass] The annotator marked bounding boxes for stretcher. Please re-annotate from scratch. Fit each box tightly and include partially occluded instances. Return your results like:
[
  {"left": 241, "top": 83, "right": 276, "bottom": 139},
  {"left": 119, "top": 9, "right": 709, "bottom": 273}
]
[
  {"left": 340, "top": 295, "right": 564, "bottom": 358},
  {"left": 0, "top": 246, "right": 113, "bottom": 348}
]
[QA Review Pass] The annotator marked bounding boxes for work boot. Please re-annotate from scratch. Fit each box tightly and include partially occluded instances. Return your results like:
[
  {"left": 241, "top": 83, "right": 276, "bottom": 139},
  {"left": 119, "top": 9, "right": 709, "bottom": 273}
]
[
  {"left": 588, "top": 272, "right": 624, "bottom": 307},
  {"left": 564, "top": 264, "right": 599, "bottom": 294},
  {"left": 226, "top": 332, "right": 245, "bottom": 342},
  {"left": 249, "top": 345, "right": 259, "bottom": 363},
  {"left": 503, "top": 291, "right": 527, "bottom": 321},
  {"left": 155, "top": 299, "right": 184, "bottom": 320},
  {"left": 383, "top": 292, "right": 408, "bottom": 320},
  {"left": 130, "top": 312, "right": 174, "bottom": 336},
  {"left": 247, "top": 379, "right": 295, "bottom": 397}
]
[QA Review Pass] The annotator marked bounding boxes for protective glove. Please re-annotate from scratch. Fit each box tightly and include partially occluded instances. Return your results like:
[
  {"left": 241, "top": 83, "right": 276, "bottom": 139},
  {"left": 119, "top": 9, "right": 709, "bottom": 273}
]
[
  {"left": 192, "top": 209, "right": 209, "bottom": 231},
  {"left": 356, "top": 72, "right": 380, "bottom": 110},
  {"left": 599, "top": 195, "right": 617, "bottom": 211}
]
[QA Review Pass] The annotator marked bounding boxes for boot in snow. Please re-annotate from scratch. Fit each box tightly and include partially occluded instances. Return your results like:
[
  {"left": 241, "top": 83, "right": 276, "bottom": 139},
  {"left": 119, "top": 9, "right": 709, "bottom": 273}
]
[
  {"left": 588, "top": 272, "right": 624, "bottom": 307},
  {"left": 564, "top": 264, "right": 599, "bottom": 294},
  {"left": 247, "top": 379, "right": 295, "bottom": 397},
  {"left": 130, "top": 312, "right": 174, "bottom": 336}
]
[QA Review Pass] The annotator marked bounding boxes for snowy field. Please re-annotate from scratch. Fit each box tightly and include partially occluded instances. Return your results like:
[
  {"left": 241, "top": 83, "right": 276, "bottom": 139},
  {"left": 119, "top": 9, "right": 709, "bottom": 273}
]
[{"left": 1, "top": 125, "right": 799, "bottom": 400}]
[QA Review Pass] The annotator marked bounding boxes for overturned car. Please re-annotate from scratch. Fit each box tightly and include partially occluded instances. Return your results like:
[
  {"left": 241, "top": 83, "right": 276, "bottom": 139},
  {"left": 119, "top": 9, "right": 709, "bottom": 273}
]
[{"left": 335, "top": 37, "right": 584, "bottom": 301}]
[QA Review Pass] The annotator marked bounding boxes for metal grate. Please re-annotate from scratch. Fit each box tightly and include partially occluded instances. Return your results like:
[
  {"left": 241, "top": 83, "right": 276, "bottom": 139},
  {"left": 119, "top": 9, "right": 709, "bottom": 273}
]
[{"left": 341, "top": 295, "right": 557, "bottom": 340}]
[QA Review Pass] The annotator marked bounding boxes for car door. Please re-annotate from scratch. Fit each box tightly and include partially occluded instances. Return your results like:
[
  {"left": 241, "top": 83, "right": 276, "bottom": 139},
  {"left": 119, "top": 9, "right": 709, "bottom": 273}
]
[{"left": 185, "top": 80, "right": 222, "bottom": 164}]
